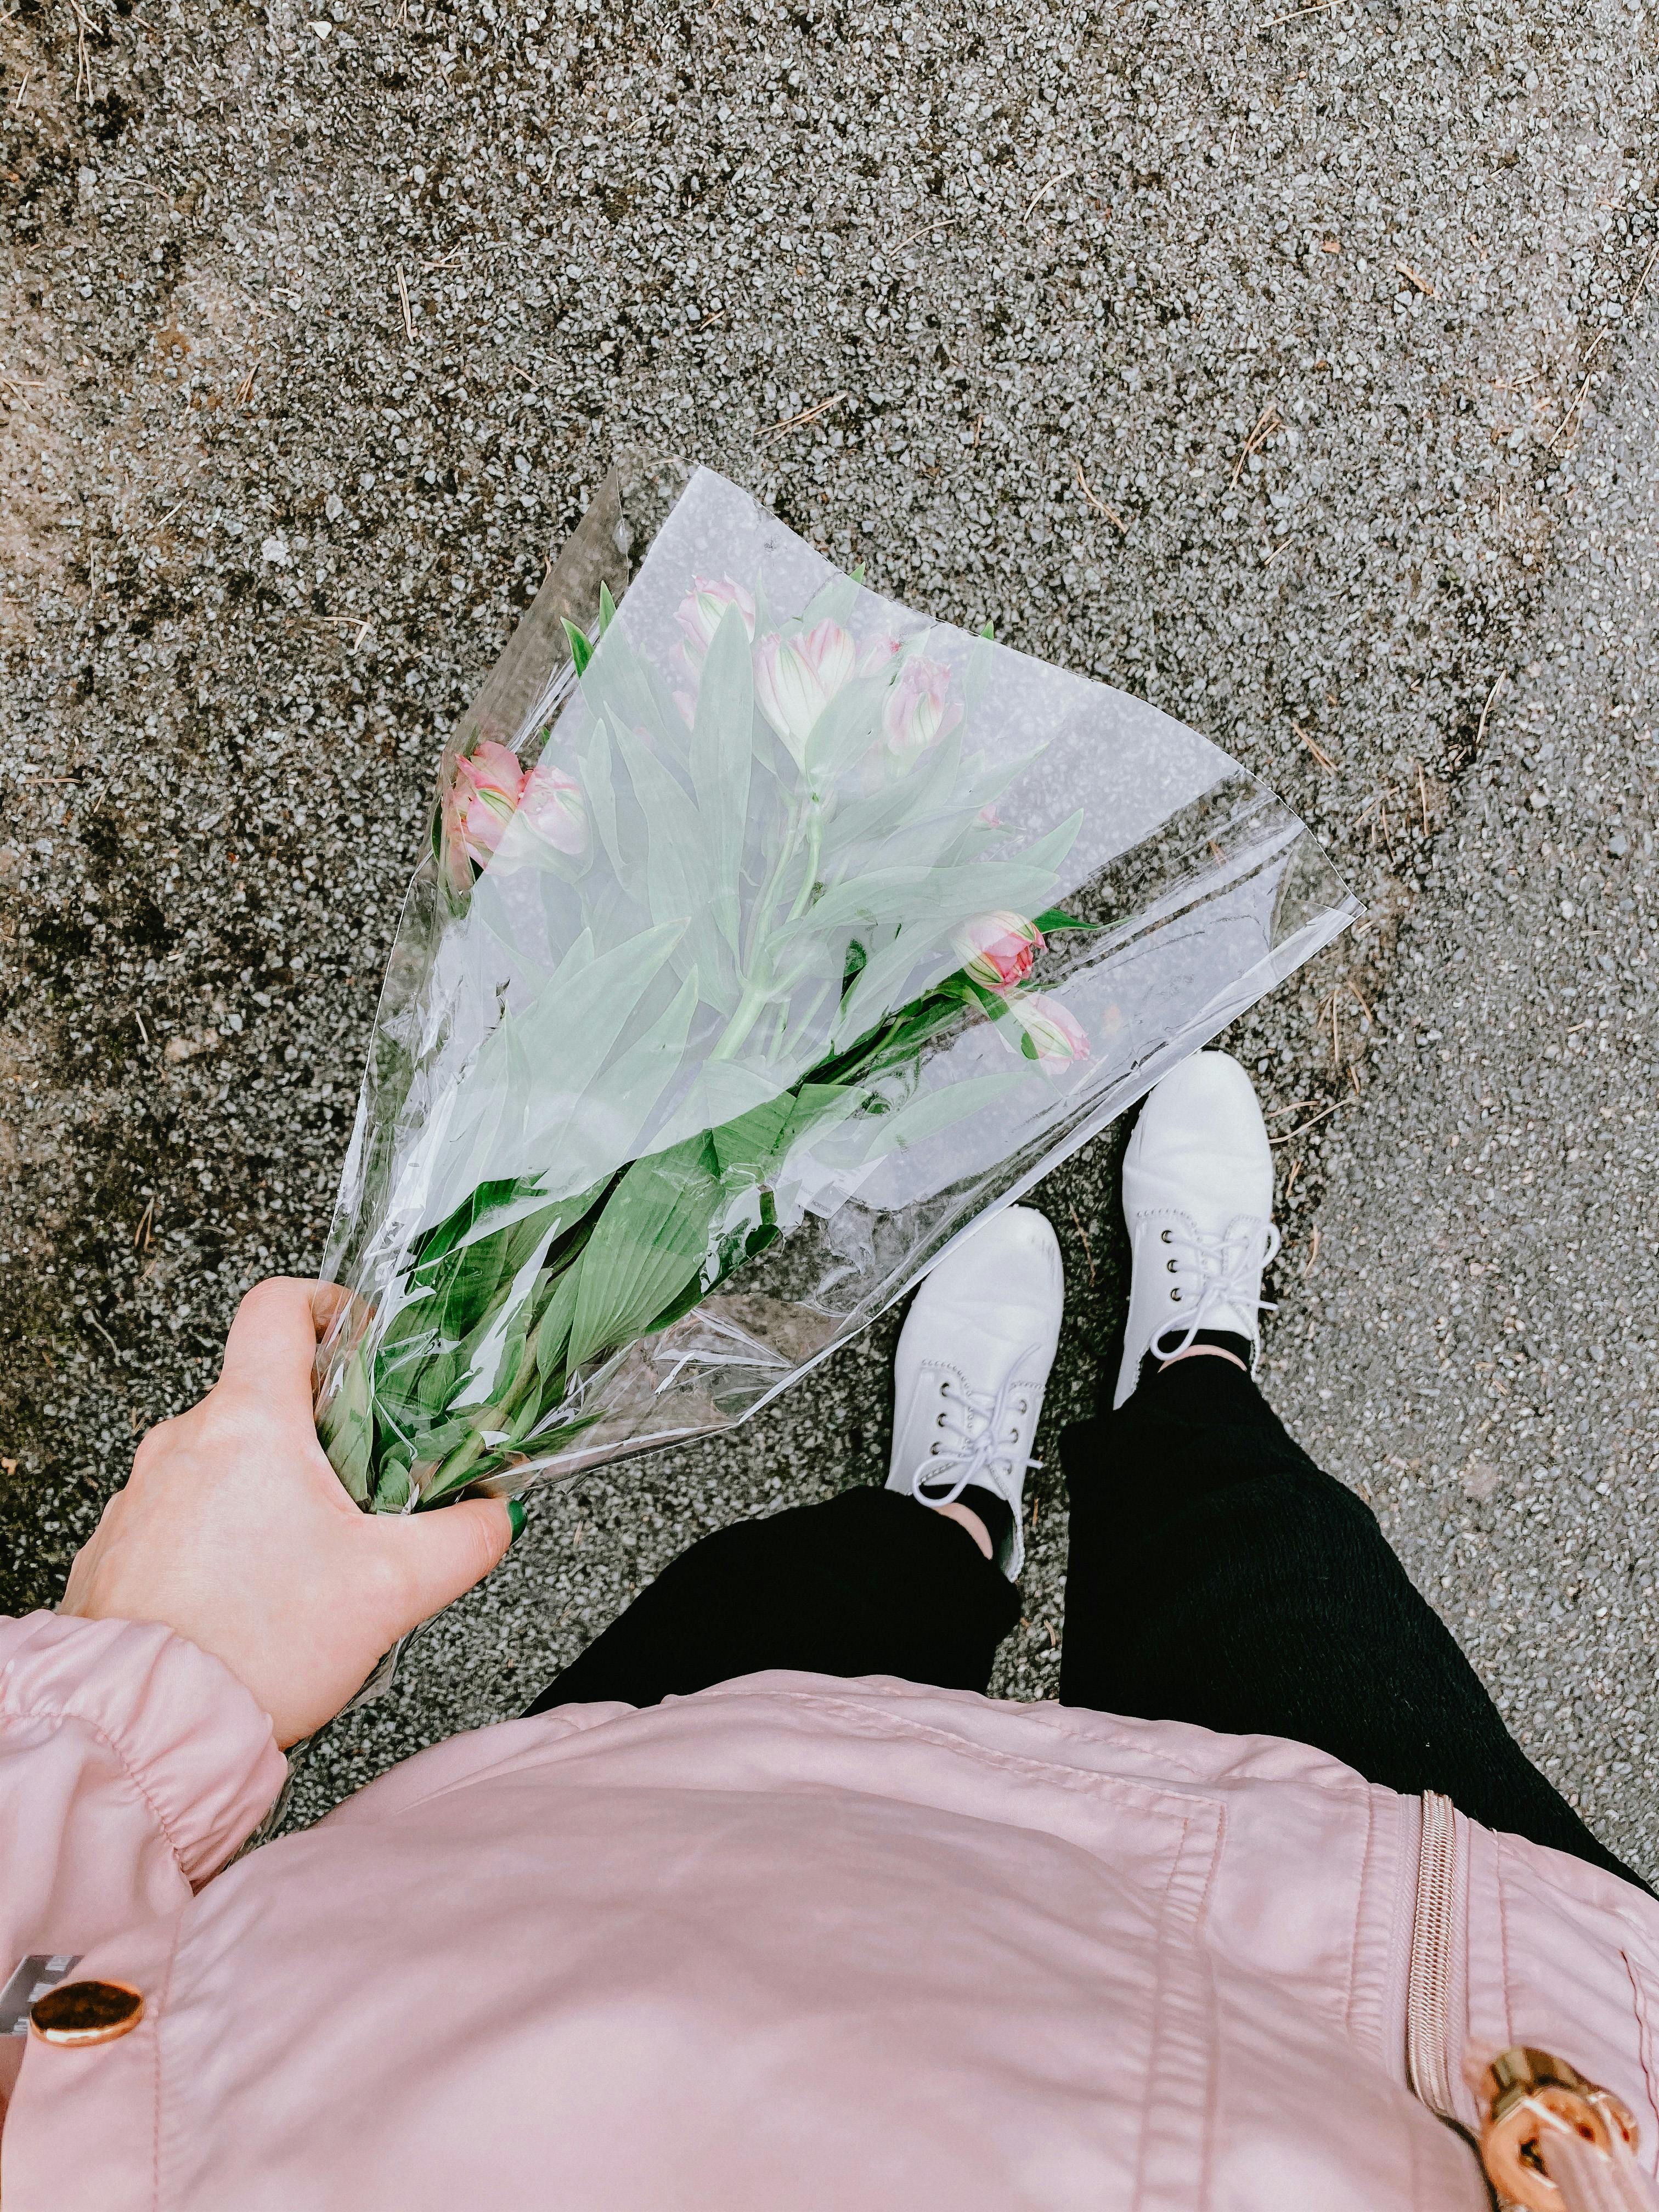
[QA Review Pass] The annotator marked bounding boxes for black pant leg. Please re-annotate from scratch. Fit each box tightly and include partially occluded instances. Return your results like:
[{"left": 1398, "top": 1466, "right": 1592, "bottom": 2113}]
[
  {"left": 526, "top": 1487, "right": 1020, "bottom": 1715},
  {"left": 1060, "top": 1353, "right": 1647, "bottom": 1892}
]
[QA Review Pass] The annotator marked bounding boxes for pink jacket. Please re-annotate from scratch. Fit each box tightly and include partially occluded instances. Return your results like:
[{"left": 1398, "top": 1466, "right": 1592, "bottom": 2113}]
[{"left": 4, "top": 1607, "right": 1658, "bottom": 2210}]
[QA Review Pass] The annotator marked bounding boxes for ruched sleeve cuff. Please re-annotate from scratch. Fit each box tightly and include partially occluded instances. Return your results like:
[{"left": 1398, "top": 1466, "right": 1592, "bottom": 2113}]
[{"left": 0, "top": 1611, "right": 286, "bottom": 1884}]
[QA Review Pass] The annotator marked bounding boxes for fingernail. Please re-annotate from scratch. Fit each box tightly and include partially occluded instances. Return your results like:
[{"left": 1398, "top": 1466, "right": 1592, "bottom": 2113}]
[{"left": 507, "top": 1497, "right": 528, "bottom": 1544}]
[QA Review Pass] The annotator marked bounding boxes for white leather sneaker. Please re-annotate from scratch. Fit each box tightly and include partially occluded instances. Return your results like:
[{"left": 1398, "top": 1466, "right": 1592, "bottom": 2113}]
[
  {"left": 1112, "top": 1051, "right": 1281, "bottom": 1409},
  {"left": 887, "top": 1205, "right": 1064, "bottom": 1578}
]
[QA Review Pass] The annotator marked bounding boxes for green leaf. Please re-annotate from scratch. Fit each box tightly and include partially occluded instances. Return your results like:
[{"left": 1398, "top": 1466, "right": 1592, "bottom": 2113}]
[
  {"left": 964, "top": 626, "right": 997, "bottom": 715},
  {"left": 690, "top": 604, "right": 754, "bottom": 957},
  {"left": 402, "top": 1183, "right": 575, "bottom": 1342},
  {"left": 1032, "top": 907, "right": 1114, "bottom": 935},
  {"left": 1013, "top": 809, "right": 1085, "bottom": 883},
  {"left": 433, "top": 919, "right": 685, "bottom": 1210},
  {"left": 830, "top": 929, "right": 941, "bottom": 1053},
  {"left": 562, "top": 618, "right": 594, "bottom": 676},
  {"left": 648, "top": 1060, "right": 783, "bottom": 1156},
  {"left": 533, "top": 1263, "right": 582, "bottom": 1380},
  {"left": 802, "top": 671, "right": 888, "bottom": 786},
  {"left": 837, "top": 1069, "right": 1030, "bottom": 1164},
  {"left": 826, "top": 981, "right": 978, "bottom": 1085},
  {"left": 563, "top": 1135, "right": 724, "bottom": 1372},
  {"left": 780, "top": 819, "right": 1084, "bottom": 953},
  {"left": 558, "top": 966, "right": 700, "bottom": 1159},
  {"left": 432, "top": 1009, "right": 539, "bottom": 1232},
  {"left": 409, "top": 1173, "right": 545, "bottom": 1277},
  {"left": 319, "top": 1342, "right": 374, "bottom": 1505},
  {"left": 373, "top": 1458, "right": 414, "bottom": 1512},
  {"left": 578, "top": 625, "right": 683, "bottom": 765},
  {"left": 708, "top": 1091, "right": 795, "bottom": 1181},
  {"left": 598, "top": 581, "right": 617, "bottom": 633},
  {"left": 773, "top": 1079, "right": 867, "bottom": 1164},
  {"left": 817, "top": 733, "right": 968, "bottom": 876},
  {"left": 575, "top": 719, "right": 623, "bottom": 881},
  {"left": 796, "top": 571, "right": 861, "bottom": 635},
  {"left": 612, "top": 721, "right": 709, "bottom": 935}
]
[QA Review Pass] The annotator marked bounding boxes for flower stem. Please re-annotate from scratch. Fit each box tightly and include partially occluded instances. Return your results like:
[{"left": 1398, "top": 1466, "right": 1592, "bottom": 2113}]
[
  {"left": 787, "top": 808, "right": 822, "bottom": 923},
  {"left": 713, "top": 785, "right": 812, "bottom": 1063},
  {"left": 424, "top": 1426, "right": 486, "bottom": 1501},
  {"left": 709, "top": 981, "right": 768, "bottom": 1063}
]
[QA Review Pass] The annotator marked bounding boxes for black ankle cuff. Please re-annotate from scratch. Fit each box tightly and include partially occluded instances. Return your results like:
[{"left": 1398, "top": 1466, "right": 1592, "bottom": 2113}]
[
  {"left": 1183, "top": 1329, "right": 1253, "bottom": 1367},
  {"left": 1136, "top": 1329, "right": 1252, "bottom": 1397},
  {"left": 917, "top": 1480, "right": 1015, "bottom": 1565},
  {"left": 955, "top": 1484, "right": 1014, "bottom": 1560}
]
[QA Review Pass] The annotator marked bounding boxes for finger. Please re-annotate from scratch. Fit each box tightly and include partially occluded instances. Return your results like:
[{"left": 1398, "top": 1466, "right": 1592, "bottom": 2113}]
[
  {"left": 313, "top": 1280, "right": 370, "bottom": 1364},
  {"left": 216, "top": 1277, "right": 340, "bottom": 1407},
  {"left": 372, "top": 1497, "right": 517, "bottom": 1634}
]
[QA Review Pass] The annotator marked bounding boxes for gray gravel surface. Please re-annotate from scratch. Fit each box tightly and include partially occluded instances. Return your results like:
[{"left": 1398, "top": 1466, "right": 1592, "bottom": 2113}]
[
  {"left": 0, "top": 0, "right": 1655, "bottom": 1841},
  {"left": 1262, "top": 326, "right": 1659, "bottom": 1881}
]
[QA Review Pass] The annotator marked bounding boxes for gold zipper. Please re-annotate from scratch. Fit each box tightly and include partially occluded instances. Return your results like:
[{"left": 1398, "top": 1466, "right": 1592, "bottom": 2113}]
[
  {"left": 1406, "top": 1788, "right": 1460, "bottom": 2123},
  {"left": 1405, "top": 1796, "right": 1652, "bottom": 2209}
]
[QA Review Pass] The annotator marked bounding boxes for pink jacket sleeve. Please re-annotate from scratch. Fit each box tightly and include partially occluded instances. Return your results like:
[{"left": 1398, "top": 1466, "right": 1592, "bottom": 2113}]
[{"left": 0, "top": 1610, "right": 287, "bottom": 1983}]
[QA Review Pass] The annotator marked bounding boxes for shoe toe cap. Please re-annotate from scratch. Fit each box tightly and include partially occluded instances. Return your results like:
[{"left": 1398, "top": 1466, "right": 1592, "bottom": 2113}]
[
  {"left": 1127, "top": 1052, "right": 1272, "bottom": 1210},
  {"left": 1141, "top": 1052, "right": 1267, "bottom": 1150},
  {"left": 917, "top": 1205, "right": 1063, "bottom": 1319}
]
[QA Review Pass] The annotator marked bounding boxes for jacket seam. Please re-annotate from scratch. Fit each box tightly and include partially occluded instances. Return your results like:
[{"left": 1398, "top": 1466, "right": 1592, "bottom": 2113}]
[
  {"left": 390, "top": 1687, "right": 1226, "bottom": 1827},
  {"left": 764, "top": 1686, "right": 1218, "bottom": 1821},
  {"left": 691, "top": 1680, "right": 1392, "bottom": 1798},
  {"left": 967, "top": 1701, "right": 1221, "bottom": 1779},
  {"left": 1132, "top": 1831, "right": 1186, "bottom": 2212},
  {"left": 1620, "top": 1947, "right": 1659, "bottom": 2174},
  {"left": 1494, "top": 1826, "right": 1514, "bottom": 2051},
  {"left": 1344, "top": 1781, "right": 1378, "bottom": 2051},
  {"left": 0, "top": 1703, "right": 194, "bottom": 1884}
]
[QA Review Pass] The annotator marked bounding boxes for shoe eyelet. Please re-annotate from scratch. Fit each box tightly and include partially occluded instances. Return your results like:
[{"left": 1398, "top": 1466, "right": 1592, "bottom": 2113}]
[
  {"left": 1160, "top": 1228, "right": 1172, "bottom": 1244},
  {"left": 929, "top": 1442, "right": 940, "bottom": 1456},
  {"left": 1166, "top": 1257, "right": 1177, "bottom": 1273},
  {"left": 1170, "top": 1288, "right": 1182, "bottom": 1302},
  {"left": 936, "top": 1412, "right": 947, "bottom": 1427}
]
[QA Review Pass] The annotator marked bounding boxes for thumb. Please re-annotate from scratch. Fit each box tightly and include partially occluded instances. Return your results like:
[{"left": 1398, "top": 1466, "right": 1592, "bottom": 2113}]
[{"left": 373, "top": 1497, "right": 519, "bottom": 1634}]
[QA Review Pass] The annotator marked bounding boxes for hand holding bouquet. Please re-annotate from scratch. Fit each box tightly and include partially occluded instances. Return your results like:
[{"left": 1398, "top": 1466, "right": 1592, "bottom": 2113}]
[{"left": 315, "top": 469, "right": 1353, "bottom": 1527}]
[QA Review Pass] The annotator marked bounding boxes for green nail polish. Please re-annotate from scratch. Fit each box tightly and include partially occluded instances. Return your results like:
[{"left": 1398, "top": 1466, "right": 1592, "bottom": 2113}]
[{"left": 507, "top": 1497, "right": 528, "bottom": 1543}]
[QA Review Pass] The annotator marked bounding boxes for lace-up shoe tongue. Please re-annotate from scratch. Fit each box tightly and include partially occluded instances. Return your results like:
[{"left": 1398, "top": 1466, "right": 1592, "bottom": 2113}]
[
  {"left": 885, "top": 1207, "right": 1065, "bottom": 1581},
  {"left": 1150, "top": 1215, "right": 1279, "bottom": 1351},
  {"left": 1114, "top": 1053, "right": 1279, "bottom": 1410}
]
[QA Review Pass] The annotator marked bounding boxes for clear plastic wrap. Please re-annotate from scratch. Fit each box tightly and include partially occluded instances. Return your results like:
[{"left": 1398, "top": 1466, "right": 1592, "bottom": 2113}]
[{"left": 314, "top": 462, "right": 1357, "bottom": 1514}]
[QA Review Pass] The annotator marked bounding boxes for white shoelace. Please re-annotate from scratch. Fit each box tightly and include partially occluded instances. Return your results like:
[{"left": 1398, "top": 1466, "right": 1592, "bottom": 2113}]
[
  {"left": 907, "top": 1347, "right": 1042, "bottom": 1511},
  {"left": 1149, "top": 1216, "right": 1282, "bottom": 1363}
]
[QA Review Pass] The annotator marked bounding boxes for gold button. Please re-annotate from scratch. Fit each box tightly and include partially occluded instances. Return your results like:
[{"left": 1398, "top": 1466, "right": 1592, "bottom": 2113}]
[{"left": 29, "top": 1980, "right": 145, "bottom": 2047}]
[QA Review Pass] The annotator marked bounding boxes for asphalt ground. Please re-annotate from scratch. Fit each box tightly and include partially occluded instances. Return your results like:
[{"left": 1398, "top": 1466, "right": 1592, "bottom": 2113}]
[
  {"left": 1, "top": 0, "right": 1655, "bottom": 1848},
  {"left": 1260, "top": 331, "right": 1659, "bottom": 1880}
]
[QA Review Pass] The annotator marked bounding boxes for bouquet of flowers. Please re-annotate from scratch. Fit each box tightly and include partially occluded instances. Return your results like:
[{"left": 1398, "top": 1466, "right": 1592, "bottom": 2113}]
[{"left": 314, "top": 465, "right": 1355, "bottom": 1516}]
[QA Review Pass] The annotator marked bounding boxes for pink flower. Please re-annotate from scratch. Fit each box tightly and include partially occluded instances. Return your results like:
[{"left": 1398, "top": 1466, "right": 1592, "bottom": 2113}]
[
  {"left": 953, "top": 911, "right": 1045, "bottom": 994},
  {"left": 516, "top": 760, "right": 587, "bottom": 856},
  {"left": 445, "top": 739, "right": 527, "bottom": 875},
  {"left": 753, "top": 619, "right": 856, "bottom": 764},
  {"left": 1009, "top": 994, "right": 1090, "bottom": 1067},
  {"left": 882, "top": 655, "right": 960, "bottom": 757},
  {"left": 859, "top": 634, "right": 906, "bottom": 678},
  {"left": 675, "top": 576, "right": 757, "bottom": 668}
]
